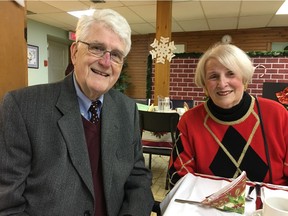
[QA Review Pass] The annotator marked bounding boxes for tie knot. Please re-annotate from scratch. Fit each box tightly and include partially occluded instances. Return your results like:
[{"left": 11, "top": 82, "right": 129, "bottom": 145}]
[{"left": 90, "top": 100, "right": 100, "bottom": 110}]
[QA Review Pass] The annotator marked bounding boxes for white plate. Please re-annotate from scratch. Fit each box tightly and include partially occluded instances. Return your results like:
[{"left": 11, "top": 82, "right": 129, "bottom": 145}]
[
  {"left": 251, "top": 209, "right": 263, "bottom": 216},
  {"left": 155, "top": 110, "right": 176, "bottom": 113}
]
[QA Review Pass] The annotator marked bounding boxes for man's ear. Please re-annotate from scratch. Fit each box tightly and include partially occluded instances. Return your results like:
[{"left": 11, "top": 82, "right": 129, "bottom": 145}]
[{"left": 70, "top": 42, "right": 78, "bottom": 64}]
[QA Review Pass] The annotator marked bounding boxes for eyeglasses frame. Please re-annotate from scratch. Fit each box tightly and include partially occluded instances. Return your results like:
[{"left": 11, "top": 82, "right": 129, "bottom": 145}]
[{"left": 77, "top": 40, "right": 125, "bottom": 65}]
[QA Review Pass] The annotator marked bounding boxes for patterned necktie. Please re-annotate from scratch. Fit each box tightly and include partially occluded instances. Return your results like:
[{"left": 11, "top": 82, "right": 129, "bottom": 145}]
[{"left": 88, "top": 100, "right": 100, "bottom": 124}]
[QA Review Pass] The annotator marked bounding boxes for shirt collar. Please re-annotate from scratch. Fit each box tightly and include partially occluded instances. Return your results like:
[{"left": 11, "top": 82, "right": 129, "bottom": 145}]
[{"left": 73, "top": 73, "right": 104, "bottom": 118}]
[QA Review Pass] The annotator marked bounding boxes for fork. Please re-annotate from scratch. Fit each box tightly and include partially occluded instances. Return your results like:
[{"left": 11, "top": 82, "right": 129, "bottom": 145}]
[{"left": 246, "top": 186, "right": 255, "bottom": 201}]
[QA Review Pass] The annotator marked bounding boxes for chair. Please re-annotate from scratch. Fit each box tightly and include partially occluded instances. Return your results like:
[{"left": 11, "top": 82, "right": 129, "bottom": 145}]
[
  {"left": 138, "top": 110, "right": 180, "bottom": 189},
  {"left": 171, "top": 99, "right": 194, "bottom": 109},
  {"left": 139, "top": 111, "right": 179, "bottom": 216}
]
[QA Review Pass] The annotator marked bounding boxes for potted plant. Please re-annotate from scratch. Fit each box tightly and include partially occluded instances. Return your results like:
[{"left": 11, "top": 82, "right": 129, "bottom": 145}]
[{"left": 114, "top": 61, "right": 130, "bottom": 93}]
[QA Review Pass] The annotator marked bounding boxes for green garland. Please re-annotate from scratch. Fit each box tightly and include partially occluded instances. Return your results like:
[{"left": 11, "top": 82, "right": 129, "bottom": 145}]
[
  {"left": 146, "top": 55, "right": 153, "bottom": 99},
  {"left": 173, "top": 52, "right": 203, "bottom": 58},
  {"left": 145, "top": 51, "right": 288, "bottom": 98},
  {"left": 246, "top": 50, "right": 288, "bottom": 57}
]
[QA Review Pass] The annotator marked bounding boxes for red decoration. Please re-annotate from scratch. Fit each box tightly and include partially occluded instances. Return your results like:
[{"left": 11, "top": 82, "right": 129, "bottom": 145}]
[{"left": 276, "top": 87, "right": 288, "bottom": 105}]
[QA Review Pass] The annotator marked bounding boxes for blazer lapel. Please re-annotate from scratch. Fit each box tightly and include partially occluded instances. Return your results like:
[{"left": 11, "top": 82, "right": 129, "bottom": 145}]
[
  {"left": 56, "top": 75, "right": 94, "bottom": 197},
  {"left": 100, "top": 93, "right": 121, "bottom": 196}
]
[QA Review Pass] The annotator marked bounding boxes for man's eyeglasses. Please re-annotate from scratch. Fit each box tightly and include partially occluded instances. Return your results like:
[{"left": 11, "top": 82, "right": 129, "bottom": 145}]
[{"left": 78, "top": 40, "right": 125, "bottom": 65}]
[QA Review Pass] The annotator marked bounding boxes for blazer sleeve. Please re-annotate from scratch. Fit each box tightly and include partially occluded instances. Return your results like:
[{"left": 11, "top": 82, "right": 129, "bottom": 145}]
[{"left": 0, "top": 92, "right": 30, "bottom": 214}]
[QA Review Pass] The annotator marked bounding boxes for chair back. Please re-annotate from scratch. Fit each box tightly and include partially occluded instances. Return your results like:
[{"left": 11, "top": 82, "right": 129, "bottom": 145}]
[
  {"left": 171, "top": 99, "right": 194, "bottom": 109},
  {"left": 134, "top": 98, "right": 150, "bottom": 105},
  {"left": 139, "top": 110, "right": 180, "bottom": 191},
  {"left": 139, "top": 111, "right": 180, "bottom": 144}
]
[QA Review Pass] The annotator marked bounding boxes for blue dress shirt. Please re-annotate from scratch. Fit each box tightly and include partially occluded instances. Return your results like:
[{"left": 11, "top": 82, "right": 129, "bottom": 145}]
[{"left": 73, "top": 74, "right": 103, "bottom": 120}]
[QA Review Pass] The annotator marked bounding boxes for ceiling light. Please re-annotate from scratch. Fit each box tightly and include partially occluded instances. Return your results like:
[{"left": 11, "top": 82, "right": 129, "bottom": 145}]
[
  {"left": 68, "top": 9, "right": 96, "bottom": 18},
  {"left": 276, "top": 0, "right": 288, "bottom": 15},
  {"left": 90, "top": 0, "right": 105, "bottom": 3}
]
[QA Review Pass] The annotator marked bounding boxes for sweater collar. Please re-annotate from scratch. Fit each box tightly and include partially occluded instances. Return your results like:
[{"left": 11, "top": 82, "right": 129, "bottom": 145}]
[{"left": 206, "top": 92, "right": 252, "bottom": 121}]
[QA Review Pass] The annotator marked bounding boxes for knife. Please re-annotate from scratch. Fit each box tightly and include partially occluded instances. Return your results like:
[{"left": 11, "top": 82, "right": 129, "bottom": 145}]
[{"left": 174, "top": 199, "right": 203, "bottom": 205}]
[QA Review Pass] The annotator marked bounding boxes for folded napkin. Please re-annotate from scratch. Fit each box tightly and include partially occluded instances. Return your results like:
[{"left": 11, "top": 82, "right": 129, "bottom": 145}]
[
  {"left": 136, "top": 103, "right": 150, "bottom": 111},
  {"left": 183, "top": 102, "right": 189, "bottom": 111},
  {"left": 147, "top": 103, "right": 154, "bottom": 111},
  {"left": 200, "top": 171, "right": 247, "bottom": 214}
]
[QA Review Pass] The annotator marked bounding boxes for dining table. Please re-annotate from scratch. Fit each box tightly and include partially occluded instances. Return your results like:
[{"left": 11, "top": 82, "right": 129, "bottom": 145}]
[{"left": 160, "top": 172, "right": 288, "bottom": 216}]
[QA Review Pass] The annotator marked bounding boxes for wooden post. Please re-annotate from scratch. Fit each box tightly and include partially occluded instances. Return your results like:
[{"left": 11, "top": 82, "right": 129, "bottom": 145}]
[{"left": 153, "top": 0, "right": 172, "bottom": 104}]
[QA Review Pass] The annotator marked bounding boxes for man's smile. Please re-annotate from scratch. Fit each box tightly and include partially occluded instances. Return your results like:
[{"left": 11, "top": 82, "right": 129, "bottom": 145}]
[{"left": 91, "top": 68, "right": 110, "bottom": 77}]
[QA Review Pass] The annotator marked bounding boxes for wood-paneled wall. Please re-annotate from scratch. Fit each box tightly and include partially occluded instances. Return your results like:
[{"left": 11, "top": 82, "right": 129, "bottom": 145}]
[
  {"left": 0, "top": 1, "right": 27, "bottom": 100},
  {"left": 126, "top": 27, "right": 288, "bottom": 99},
  {"left": 125, "top": 36, "right": 151, "bottom": 97},
  {"left": 172, "top": 27, "right": 288, "bottom": 52}
]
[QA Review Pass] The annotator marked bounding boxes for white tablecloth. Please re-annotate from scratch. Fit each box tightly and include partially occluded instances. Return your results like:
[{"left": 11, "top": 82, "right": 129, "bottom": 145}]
[{"left": 160, "top": 173, "right": 288, "bottom": 216}]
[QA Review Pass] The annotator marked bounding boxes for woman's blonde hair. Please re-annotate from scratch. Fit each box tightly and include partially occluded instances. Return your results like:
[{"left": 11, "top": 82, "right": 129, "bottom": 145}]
[{"left": 195, "top": 43, "right": 254, "bottom": 89}]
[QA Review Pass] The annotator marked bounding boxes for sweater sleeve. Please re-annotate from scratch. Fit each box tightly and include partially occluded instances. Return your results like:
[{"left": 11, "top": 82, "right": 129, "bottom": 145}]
[{"left": 168, "top": 118, "right": 196, "bottom": 188}]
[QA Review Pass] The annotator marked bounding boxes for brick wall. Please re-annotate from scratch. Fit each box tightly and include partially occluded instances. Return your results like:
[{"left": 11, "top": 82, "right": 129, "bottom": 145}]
[{"left": 151, "top": 56, "right": 288, "bottom": 106}]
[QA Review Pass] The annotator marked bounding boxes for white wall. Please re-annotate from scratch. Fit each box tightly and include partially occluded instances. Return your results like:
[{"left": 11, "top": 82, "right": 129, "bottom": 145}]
[
  {"left": 271, "top": 42, "right": 288, "bottom": 51},
  {"left": 27, "top": 19, "right": 72, "bottom": 86}
]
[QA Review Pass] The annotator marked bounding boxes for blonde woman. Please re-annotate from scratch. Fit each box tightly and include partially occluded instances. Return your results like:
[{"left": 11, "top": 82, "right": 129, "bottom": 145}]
[{"left": 169, "top": 43, "right": 288, "bottom": 188}]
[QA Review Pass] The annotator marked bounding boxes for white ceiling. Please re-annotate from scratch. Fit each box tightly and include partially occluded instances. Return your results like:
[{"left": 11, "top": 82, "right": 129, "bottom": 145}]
[{"left": 26, "top": 0, "right": 288, "bottom": 35}]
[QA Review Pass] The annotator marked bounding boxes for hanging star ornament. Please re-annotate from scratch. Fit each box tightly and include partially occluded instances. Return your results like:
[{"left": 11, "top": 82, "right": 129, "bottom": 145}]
[{"left": 150, "top": 36, "right": 176, "bottom": 64}]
